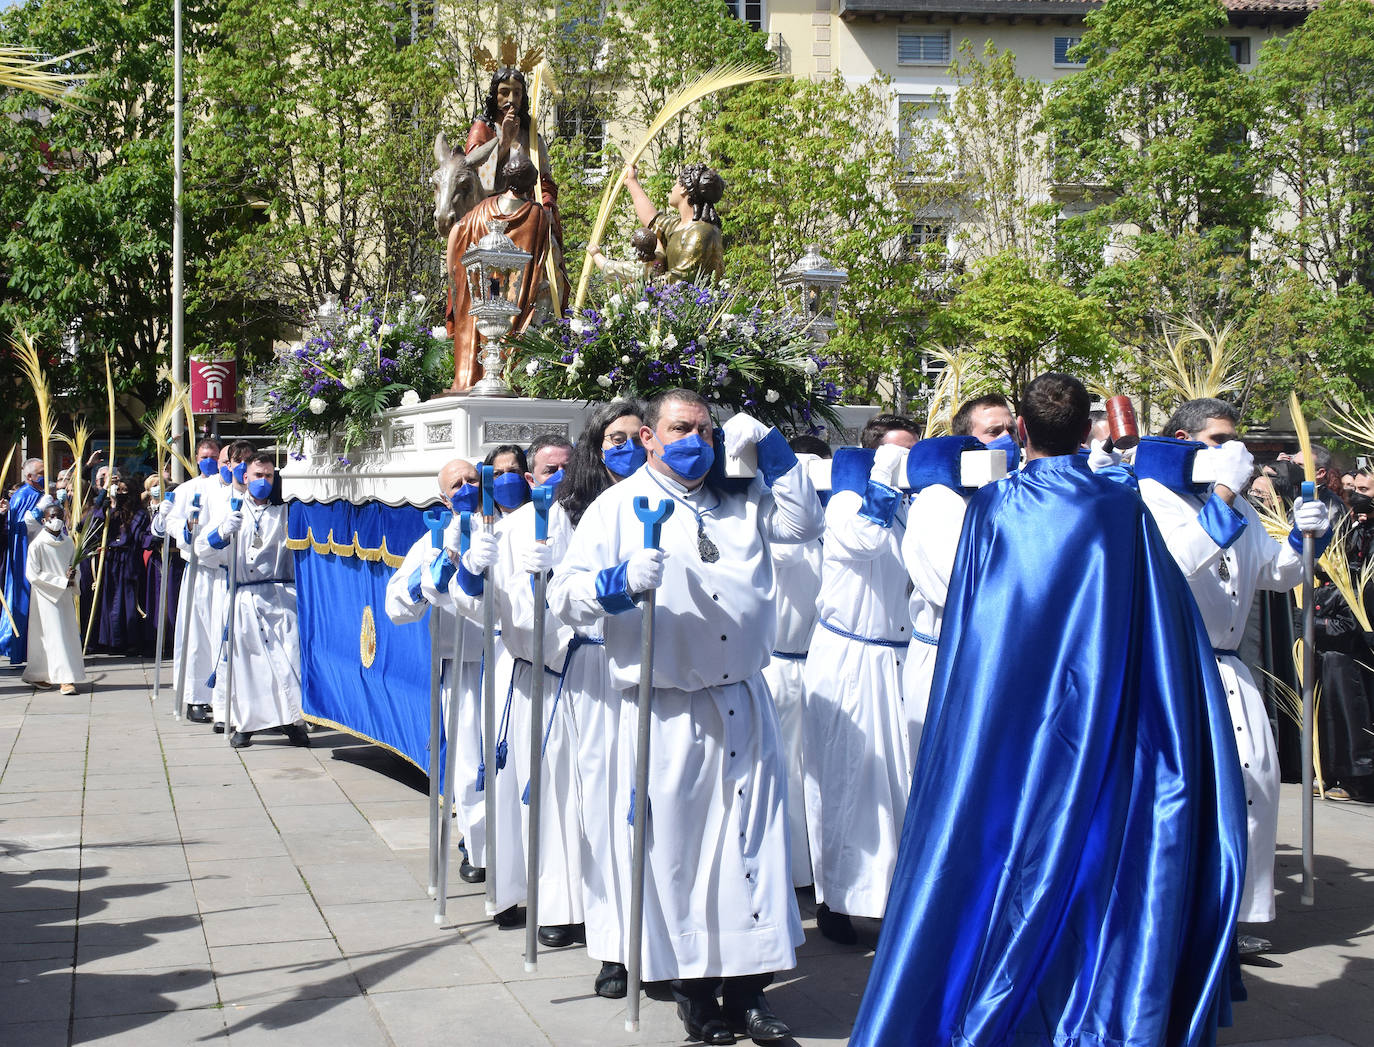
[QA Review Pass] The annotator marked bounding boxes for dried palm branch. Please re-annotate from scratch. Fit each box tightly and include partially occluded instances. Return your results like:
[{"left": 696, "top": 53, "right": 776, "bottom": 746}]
[
  {"left": 527, "top": 59, "right": 564, "bottom": 304},
  {"left": 1290, "top": 391, "right": 1318, "bottom": 489},
  {"left": 572, "top": 61, "right": 787, "bottom": 311},
  {"left": 144, "top": 387, "right": 195, "bottom": 476},
  {"left": 1315, "top": 518, "right": 1372, "bottom": 633},
  {"left": 0, "top": 45, "right": 91, "bottom": 107},
  {"left": 84, "top": 354, "right": 117, "bottom": 652},
  {"left": 1322, "top": 400, "right": 1374, "bottom": 457},
  {"left": 1258, "top": 663, "right": 1324, "bottom": 794},
  {"left": 0, "top": 443, "right": 15, "bottom": 494},
  {"left": 12, "top": 328, "right": 55, "bottom": 484},
  {"left": 1153, "top": 316, "right": 1245, "bottom": 403}
]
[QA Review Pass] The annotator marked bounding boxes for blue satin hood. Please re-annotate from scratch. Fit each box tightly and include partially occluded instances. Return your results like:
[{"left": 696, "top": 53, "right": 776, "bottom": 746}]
[{"left": 849, "top": 453, "right": 1246, "bottom": 1047}]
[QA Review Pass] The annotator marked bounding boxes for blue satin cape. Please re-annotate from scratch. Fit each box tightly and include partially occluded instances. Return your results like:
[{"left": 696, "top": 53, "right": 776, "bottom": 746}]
[
  {"left": 0, "top": 484, "right": 42, "bottom": 663},
  {"left": 849, "top": 454, "right": 1246, "bottom": 1047}
]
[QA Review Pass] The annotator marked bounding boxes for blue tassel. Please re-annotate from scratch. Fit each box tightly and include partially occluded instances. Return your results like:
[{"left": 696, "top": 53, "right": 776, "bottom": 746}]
[
  {"left": 476, "top": 761, "right": 485, "bottom": 793},
  {"left": 495, "top": 739, "right": 507, "bottom": 770},
  {"left": 521, "top": 781, "right": 530, "bottom": 805},
  {"left": 627, "top": 788, "right": 635, "bottom": 826},
  {"left": 205, "top": 670, "right": 217, "bottom": 688}
]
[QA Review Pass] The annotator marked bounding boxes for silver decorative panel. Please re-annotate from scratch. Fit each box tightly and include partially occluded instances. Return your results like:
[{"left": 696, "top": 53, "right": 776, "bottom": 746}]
[
  {"left": 425, "top": 422, "right": 453, "bottom": 445},
  {"left": 482, "top": 420, "right": 571, "bottom": 444},
  {"left": 392, "top": 425, "right": 415, "bottom": 448}
]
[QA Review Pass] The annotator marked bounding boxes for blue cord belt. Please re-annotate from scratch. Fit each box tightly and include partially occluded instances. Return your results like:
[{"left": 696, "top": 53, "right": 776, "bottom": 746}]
[
  {"left": 1213, "top": 647, "right": 1240, "bottom": 658},
  {"left": 770, "top": 650, "right": 807, "bottom": 662},
  {"left": 912, "top": 629, "right": 938, "bottom": 646},
  {"left": 818, "top": 617, "right": 910, "bottom": 649}
]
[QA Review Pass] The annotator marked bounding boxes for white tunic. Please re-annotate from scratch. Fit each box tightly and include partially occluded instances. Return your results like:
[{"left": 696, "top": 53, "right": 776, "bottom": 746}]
[
  {"left": 762, "top": 536, "right": 821, "bottom": 888},
  {"left": 195, "top": 497, "right": 303, "bottom": 734},
  {"left": 803, "top": 487, "right": 912, "bottom": 919},
  {"left": 158, "top": 474, "right": 228, "bottom": 711},
  {"left": 548, "top": 456, "right": 821, "bottom": 982},
  {"left": 384, "top": 533, "right": 488, "bottom": 865},
  {"left": 1140, "top": 479, "right": 1302, "bottom": 923},
  {"left": 900, "top": 484, "right": 969, "bottom": 759},
  {"left": 23, "top": 529, "right": 86, "bottom": 685}
]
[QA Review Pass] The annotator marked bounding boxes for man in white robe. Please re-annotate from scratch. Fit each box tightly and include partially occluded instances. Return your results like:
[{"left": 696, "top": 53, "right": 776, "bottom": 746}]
[
  {"left": 1134, "top": 397, "right": 1329, "bottom": 953},
  {"left": 548, "top": 389, "right": 821, "bottom": 1046},
  {"left": 195, "top": 454, "right": 308, "bottom": 749},
  {"left": 23, "top": 499, "right": 86, "bottom": 694},
  {"left": 152, "top": 437, "right": 222, "bottom": 722},
  {"left": 384, "top": 458, "right": 488, "bottom": 884},
  {"left": 803, "top": 415, "right": 918, "bottom": 946}
]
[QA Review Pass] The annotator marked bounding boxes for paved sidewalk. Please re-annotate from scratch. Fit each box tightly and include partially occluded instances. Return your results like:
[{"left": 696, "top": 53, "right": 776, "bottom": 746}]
[{"left": 0, "top": 655, "right": 1370, "bottom": 1046}]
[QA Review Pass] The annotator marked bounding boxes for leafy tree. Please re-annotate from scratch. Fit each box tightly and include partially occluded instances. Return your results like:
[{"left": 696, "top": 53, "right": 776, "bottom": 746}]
[
  {"left": 0, "top": 0, "right": 238, "bottom": 432},
  {"left": 932, "top": 251, "right": 1114, "bottom": 408},
  {"left": 191, "top": 0, "right": 455, "bottom": 329}
]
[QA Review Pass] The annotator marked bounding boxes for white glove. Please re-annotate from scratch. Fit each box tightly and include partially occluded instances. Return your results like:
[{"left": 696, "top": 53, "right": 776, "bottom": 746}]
[
  {"left": 626, "top": 548, "right": 665, "bottom": 593},
  {"left": 519, "top": 542, "right": 554, "bottom": 574},
  {"left": 461, "top": 529, "right": 500, "bottom": 574},
  {"left": 217, "top": 510, "right": 243, "bottom": 537},
  {"left": 723, "top": 413, "right": 771, "bottom": 460},
  {"left": 1087, "top": 438, "right": 1122, "bottom": 473},
  {"left": 442, "top": 512, "right": 465, "bottom": 553},
  {"left": 1293, "top": 496, "right": 1331, "bottom": 537},
  {"left": 1203, "top": 440, "right": 1254, "bottom": 494},
  {"left": 870, "top": 444, "right": 906, "bottom": 488}
]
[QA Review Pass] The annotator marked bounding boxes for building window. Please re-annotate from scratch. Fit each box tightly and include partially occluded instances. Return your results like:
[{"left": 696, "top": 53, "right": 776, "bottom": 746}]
[
  {"left": 1227, "top": 37, "right": 1250, "bottom": 65},
  {"left": 897, "top": 95, "right": 945, "bottom": 171},
  {"left": 729, "top": 0, "right": 764, "bottom": 32},
  {"left": 898, "top": 30, "right": 950, "bottom": 66},
  {"left": 557, "top": 104, "right": 606, "bottom": 168},
  {"left": 1054, "top": 36, "right": 1085, "bottom": 67},
  {"left": 904, "top": 223, "right": 949, "bottom": 256}
]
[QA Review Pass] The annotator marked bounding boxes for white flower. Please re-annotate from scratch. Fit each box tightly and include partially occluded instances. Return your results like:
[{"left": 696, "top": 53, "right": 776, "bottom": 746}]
[
  {"left": 350, "top": 367, "right": 364, "bottom": 381},
  {"left": 803, "top": 359, "right": 820, "bottom": 376},
  {"left": 430, "top": 326, "right": 448, "bottom": 340},
  {"left": 620, "top": 355, "right": 631, "bottom": 364},
  {"left": 570, "top": 318, "right": 588, "bottom": 335},
  {"left": 411, "top": 293, "right": 425, "bottom": 304},
  {"left": 347, "top": 323, "right": 363, "bottom": 339},
  {"left": 611, "top": 394, "right": 626, "bottom": 403},
  {"left": 596, "top": 374, "right": 613, "bottom": 389},
  {"left": 661, "top": 334, "right": 678, "bottom": 351},
  {"left": 634, "top": 301, "right": 650, "bottom": 314},
  {"left": 401, "top": 389, "right": 420, "bottom": 407},
  {"left": 525, "top": 359, "right": 541, "bottom": 376},
  {"left": 378, "top": 323, "right": 394, "bottom": 338},
  {"left": 309, "top": 397, "right": 327, "bottom": 415},
  {"left": 608, "top": 294, "right": 623, "bottom": 311},
  {"left": 342, "top": 374, "right": 358, "bottom": 390},
  {"left": 765, "top": 389, "right": 781, "bottom": 403}
]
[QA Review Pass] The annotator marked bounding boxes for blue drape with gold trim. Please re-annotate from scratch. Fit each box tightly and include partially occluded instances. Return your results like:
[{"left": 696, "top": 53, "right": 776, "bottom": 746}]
[{"left": 289, "top": 500, "right": 437, "bottom": 771}]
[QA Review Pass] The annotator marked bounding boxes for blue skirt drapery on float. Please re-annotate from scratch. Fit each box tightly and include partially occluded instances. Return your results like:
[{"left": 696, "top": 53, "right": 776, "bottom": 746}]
[{"left": 849, "top": 455, "right": 1247, "bottom": 1047}]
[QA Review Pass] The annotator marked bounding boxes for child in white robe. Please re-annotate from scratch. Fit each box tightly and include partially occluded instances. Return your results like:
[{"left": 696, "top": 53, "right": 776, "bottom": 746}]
[{"left": 24, "top": 501, "right": 86, "bottom": 694}]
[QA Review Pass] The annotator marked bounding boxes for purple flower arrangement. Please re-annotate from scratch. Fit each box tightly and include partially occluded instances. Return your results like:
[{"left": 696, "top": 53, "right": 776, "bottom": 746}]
[
  {"left": 256, "top": 297, "right": 451, "bottom": 459},
  {"left": 508, "top": 281, "right": 842, "bottom": 430}
]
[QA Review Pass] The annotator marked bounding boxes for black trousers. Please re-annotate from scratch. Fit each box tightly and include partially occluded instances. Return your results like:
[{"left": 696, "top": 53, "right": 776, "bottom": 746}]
[{"left": 671, "top": 972, "right": 774, "bottom": 1010}]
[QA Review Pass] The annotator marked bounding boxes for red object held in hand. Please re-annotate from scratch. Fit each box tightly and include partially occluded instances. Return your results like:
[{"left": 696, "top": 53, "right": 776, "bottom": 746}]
[{"left": 1106, "top": 395, "right": 1140, "bottom": 450}]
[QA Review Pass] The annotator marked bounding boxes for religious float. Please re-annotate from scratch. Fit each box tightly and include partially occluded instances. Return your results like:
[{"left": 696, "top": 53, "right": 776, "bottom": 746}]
[{"left": 272, "top": 57, "right": 872, "bottom": 771}]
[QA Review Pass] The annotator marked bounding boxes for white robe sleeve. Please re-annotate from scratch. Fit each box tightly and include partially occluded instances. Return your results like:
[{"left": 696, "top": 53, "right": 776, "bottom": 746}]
[
  {"left": 823, "top": 490, "right": 894, "bottom": 562},
  {"left": 26, "top": 538, "right": 71, "bottom": 602},
  {"left": 1139, "top": 478, "right": 1227, "bottom": 578},
  {"left": 1238, "top": 496, "right": 1304, "bottom": 593},
  {"left": 547, "top": 497, "right": 620, "bottom": 633},
  {"left": 902, "top": 486, "right": 967, "bottom": 601},
  {"left": 758, "top": 452, "right": 823, "bottom": 546}
]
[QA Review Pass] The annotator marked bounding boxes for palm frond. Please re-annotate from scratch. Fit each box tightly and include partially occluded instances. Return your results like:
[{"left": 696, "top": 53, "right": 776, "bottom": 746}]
[
  {"left": 1322, "top": 400, "right": 1374, "bottom": 456},
  {"left": 60, "top": 421, "right": 91, "bottom": 525},
  {"left": 11, "top": 328, "right": 55, "bottom": 483},
  {"left": 1152, "top": 316, "right": 1245, "bottom": 403},
  {"left": 1257, "top": 664, "right": 1324, "bottom": 791},
  {"left": 0, "top": 45, "right": 92, "bottom": 107},
  {"left": 571, "top": 61, "right": 787, "bottom": 311},
  {"left": 1316, "top": 517, "right": 1372, "bottom": 632},
  {"left": 1290, "top": 391, "right": 1317, "bottom": 488},
  {"left": 143, "top": 388, "right": 195, "bottom": 476}
]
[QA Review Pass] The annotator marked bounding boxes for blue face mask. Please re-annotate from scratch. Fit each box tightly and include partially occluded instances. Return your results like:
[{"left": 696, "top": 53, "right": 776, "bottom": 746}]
[
  {"left": 450, "top": 482, "right": 480, "bottom": 514},
  {"left": 603, "top": 441, "right": 647, "bottom": 478},
  {"left": 219, "top": 465, "right": 233, "bottom": 484},
  {"left": 493, "top": 471, "right": 529, "bottom": 510},
  {"left": 987, "top": 432, "right": 1020, "bottom": 472},
  {"left": 248, "top": 478, "right": 273, "bottom": 501},
  {"left": 232, "top": 462, "right": 247, "bottom": 484},
  {"left": 57, "top": 490, "right": 70, "bottom": 505},
  {"left": 656, "top": 432, "right": 714, "bottom": 482},
  {"left": 198, "top": 458, "right": 219, "bottom": 477},
  {"left": 538, "top": 468, "right": 565, "bottom": 493}
]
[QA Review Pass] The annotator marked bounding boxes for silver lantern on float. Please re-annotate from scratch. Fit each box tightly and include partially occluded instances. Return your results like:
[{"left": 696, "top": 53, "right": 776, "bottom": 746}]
[
  {"left": 779, "top": 244, "right": 848, "bottom": 345},
  {"left": 461, "top": 219, "right": 531, "bottom": 398}
]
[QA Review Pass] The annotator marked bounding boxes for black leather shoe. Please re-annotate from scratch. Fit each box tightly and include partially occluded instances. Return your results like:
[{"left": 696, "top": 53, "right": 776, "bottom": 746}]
[
  {"left": 186, "top": 704, "right": 212, "bottom": 723},
  {"left": 280, "top": 722, "right": 311, "bottom": 747},
  {"left": 677, "top": 999, "right": 735, "bottom": 1045},
  {"left": 724, "top": 997, "right": 790, "bottom": 1044},
  {"left": 458, "top": 859, "right": 485, "bottom": 884},
  {"left": 229, "top": 730, "right": 253, "bottom": 749},
  {"left": 816, "top": 902, "right": 857, "bottom": 945},
  {"left": 594, "top": 960, "right": 627, "bottom": 999},
  {"left": 536, "top": 923, "right": 585, "bottom": 948},
  {"left": 213, "top": 721, "right": 225, "bottom": 734},
  {"left": 492, "top": 905, "right": 524, "bottom": 928}
]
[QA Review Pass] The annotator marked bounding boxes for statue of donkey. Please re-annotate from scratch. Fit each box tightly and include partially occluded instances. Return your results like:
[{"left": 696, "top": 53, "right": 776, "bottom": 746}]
[{"left": 431, "top": 131, "right": 499, "bottom": 240}]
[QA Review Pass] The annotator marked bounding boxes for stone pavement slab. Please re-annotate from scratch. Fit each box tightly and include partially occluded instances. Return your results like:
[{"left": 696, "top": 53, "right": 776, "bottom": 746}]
[{"left": 2, "top": 654, "right": 1371, "bottom": 1046}]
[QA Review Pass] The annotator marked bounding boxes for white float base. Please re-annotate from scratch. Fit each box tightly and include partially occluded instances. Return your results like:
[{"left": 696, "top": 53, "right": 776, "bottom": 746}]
[{"left": 282, "top": 395, "right": 876, "bottom": 507}]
